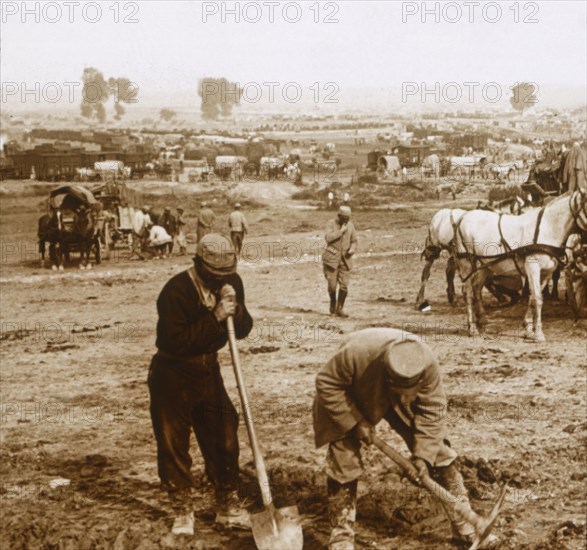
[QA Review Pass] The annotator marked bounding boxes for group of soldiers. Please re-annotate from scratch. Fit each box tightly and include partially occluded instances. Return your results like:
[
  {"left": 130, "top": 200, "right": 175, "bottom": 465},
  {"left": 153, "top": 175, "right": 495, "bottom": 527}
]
[
  {"left": 130, "top": 205, "right": 187, "bottom": 260},
  {"left": 130, "top": 202, "right": 248, "bottom": 261},
  {"left": 148, "top": 204, "right": 497, "bottom": 549}
]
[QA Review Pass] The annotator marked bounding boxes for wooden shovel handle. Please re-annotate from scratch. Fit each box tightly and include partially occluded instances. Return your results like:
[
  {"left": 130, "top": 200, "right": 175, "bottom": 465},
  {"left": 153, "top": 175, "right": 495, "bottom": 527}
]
[{"left": 226, "top": 316, "right": 273, "bottom": 507}]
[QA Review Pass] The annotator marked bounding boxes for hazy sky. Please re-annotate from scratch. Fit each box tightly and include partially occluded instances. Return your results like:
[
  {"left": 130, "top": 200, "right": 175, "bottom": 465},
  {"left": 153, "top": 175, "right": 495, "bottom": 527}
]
[{"left": 1, "top": 1, "right": 586, "bottom": 104}]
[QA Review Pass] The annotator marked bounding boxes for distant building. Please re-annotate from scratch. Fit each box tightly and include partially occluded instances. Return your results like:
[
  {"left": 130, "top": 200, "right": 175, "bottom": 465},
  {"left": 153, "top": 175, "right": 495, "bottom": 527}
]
[{"left": 4, "top": 142, "right": 153, "bottom": 181}]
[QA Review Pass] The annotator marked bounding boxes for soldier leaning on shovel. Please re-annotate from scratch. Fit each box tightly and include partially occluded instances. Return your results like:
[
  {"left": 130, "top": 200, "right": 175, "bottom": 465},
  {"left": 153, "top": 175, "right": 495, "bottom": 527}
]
[
  {"left": 149, "top": 234, "right": 253, "bottom": 536},
  {"left": 313, "top": 328, "right": 498, "bottom": 550}
]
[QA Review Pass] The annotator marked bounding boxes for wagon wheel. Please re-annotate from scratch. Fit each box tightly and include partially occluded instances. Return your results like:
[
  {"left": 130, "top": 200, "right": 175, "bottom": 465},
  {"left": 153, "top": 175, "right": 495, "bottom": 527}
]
[{"left": 565, "top": 265, "right": 587, "bottom": 319}]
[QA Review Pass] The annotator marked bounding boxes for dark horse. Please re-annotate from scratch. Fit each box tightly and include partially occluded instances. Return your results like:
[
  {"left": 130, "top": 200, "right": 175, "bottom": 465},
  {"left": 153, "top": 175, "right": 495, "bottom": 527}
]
[
  {"left": 52, "top": 207, "right": 101, "bottom": 270},
  {"left": 38, "top": 213, "right": 59, "bottom": 268}
]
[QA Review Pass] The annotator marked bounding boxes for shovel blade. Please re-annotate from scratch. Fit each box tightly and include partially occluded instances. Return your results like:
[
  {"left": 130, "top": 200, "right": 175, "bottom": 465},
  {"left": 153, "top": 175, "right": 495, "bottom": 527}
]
[{"left": 250, "top": 504, "right": 303, "bottom": 550}]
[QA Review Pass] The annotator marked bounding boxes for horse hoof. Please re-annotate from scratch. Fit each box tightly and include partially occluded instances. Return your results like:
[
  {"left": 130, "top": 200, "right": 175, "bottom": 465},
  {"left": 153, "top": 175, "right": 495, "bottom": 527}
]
[
  {"left": 58, "top": 266, "right": 64, "bottom": 272},
  {"left": 79, "top": 265, "right": 85, "bottom": 270},
  {"left": 524, "top": 332, "right": 546, "bottom": 343},
  {"left": 51, "top": 265, "right": 57, "bottom": 271},
  {"left": 468, "top": 326, "right": 478, "bottom": 338},
  {"left": 86, "top": 264, "right": 92, "bottom": 270}
]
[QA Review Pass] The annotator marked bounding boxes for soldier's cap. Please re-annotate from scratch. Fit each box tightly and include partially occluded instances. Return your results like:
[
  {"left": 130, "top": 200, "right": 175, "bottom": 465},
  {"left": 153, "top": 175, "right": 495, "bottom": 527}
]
[
  {"left": 143, "top": 205, "right": 151, "bottom": 211},
  {"left": 177, "top": 207, "right": 184, "bottom": 212},
  {"left": 383, "top": 339, "right": 434, "bottom": 388},
  {"left": 201, "top": 201, "right": 208, "bottom": 208},
  {"left": 195, "top": 234, "right": 237, "bottom": 276},
  {"left": 338, "top": 206, "right": 352, "bottom": 218},
  {"left": 234, "top": 202, "right": 241, "bottom": 208},
  {"left": 164, "top": 206, "right": 171, "bottom": 212}
]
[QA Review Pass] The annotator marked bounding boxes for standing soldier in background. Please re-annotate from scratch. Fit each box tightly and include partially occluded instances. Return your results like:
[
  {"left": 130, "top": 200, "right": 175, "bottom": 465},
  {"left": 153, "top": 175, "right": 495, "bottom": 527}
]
[
  {"left": 176, "top": 207, "right": 188, "bottom": 255},
  {"left": 149, "top": 234, "right": 254, "bottom": 536},
  {"left": 197, "top": 202, "right": 215, "bottom": 242},
  {"left": 313, "top": 328, "right": 497, "bottom": 550},
  {"left": 130, "top": 205, "right": 152, "bottom": 261},
  {"left": 322, "top": 206, "right": 357, "bottom": 317},
  {"left": 327, "top": 191, "right": 334, "bottom": 209},
  {"left": 228, "top": 203, "right": 248, "bottom": 255},
  {"left": 160, "top": 207, "right": 177, "bottom": 256}
]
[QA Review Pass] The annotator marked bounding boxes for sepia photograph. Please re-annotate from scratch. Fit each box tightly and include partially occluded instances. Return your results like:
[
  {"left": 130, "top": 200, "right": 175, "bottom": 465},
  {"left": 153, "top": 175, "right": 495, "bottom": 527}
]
[{"left": 1, "top": 1, "right": 586, "bottom": 549}]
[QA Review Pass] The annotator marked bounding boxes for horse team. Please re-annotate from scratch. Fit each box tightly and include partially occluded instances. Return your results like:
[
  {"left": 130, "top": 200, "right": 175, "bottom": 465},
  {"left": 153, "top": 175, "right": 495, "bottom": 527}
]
[{"left": 417, "top": 190, "right": 587, "bottom": 342}]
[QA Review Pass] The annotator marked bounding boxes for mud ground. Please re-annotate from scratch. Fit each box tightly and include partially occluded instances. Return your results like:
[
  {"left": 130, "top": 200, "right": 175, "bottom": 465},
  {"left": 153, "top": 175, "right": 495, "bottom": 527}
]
[{"left": 1, "top": 179, "right": 585, "bottom": 549}]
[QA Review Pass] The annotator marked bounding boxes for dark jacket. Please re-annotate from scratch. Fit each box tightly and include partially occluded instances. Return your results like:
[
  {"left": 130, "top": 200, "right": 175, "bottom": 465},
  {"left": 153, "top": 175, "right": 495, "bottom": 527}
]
[
  {"left": 160, "top": 212, "right": 177, "bottom": 236},
  {"left": 155, "top": 270, "right": 253, "bottom": 357}
]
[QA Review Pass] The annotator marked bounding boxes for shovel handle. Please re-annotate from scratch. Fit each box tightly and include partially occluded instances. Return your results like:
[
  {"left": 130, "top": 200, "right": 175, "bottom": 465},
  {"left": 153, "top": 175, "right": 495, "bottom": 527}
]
[
  {"left": 226, "top": 316, "right": 274, "bottom": 508},
  {"left": 372, "top": 435, "right": 481, "bottom": 527}
]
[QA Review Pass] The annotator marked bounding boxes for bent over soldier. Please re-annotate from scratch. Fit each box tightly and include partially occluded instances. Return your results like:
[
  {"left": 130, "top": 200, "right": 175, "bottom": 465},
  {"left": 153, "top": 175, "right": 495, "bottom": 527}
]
[{"left": 313, "top": 328, "right": 497, "bottom": 550}]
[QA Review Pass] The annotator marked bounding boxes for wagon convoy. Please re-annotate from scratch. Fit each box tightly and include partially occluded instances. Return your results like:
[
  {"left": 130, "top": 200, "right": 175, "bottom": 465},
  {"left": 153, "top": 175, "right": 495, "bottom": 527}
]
[{"left": 35, "top": 136, "right": 587, "bottom": 326}]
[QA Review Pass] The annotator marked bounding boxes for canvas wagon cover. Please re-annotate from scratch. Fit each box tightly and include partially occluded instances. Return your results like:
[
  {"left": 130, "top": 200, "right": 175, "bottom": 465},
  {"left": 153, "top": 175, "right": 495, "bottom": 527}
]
[{"left": 49, "top": 186, "right": 97, "bottom": 210}]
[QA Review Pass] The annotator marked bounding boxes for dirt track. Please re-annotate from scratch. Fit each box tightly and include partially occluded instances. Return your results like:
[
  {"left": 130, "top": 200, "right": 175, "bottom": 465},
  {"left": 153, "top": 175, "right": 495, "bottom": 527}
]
[{"left": 1, "top": 180, "right": 586, "bottom": 549}]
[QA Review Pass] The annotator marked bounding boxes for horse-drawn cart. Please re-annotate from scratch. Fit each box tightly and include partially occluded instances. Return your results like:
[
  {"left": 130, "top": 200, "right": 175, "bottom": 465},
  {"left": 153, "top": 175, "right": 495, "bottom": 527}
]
[
  {"left": 91, "top": 180, "right": 143, "bottom": 258},
  {"left": 47, "top": 186, "right": 102, "bottom": 269}
]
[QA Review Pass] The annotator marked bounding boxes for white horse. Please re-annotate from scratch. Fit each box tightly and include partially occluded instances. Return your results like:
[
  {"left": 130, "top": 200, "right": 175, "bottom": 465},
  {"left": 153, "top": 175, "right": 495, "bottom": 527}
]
[
  {"left": 416, "top": 208, "right": 466, "bottom": 306},
  {"left": 452, "top": 191, "right": 587, "bottom": 341},
  {"left": 416, "top": 204, "right": 528, "bottom": 307}
]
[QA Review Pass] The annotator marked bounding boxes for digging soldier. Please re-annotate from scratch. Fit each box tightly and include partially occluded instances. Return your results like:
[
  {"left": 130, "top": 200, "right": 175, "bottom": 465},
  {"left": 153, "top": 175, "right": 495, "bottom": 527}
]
[
  {"left": 313, "top": 328, "right": 497, "bottom": 550},
  {"left": 148, "top": 234, "right": 254, "bottom": 536},
  {"left": 323, "top": 206, "right": 357, "bottom": 317}
]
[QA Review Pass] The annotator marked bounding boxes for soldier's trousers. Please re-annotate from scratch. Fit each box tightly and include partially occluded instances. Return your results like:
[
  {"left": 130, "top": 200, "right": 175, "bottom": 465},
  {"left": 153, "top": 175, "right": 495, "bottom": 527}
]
[
  {"left": 148, "top": 352, "right": 240, "bottom": 509},
  {"left": 230, "top": 231, "right": 245, "bottom": 255},
  {"left": 323, "top": 263, "right": 350, "bottom": 293}
]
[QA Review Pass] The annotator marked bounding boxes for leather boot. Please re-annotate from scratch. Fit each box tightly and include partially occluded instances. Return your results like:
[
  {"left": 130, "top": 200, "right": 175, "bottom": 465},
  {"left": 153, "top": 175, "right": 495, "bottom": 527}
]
[
  {"left": 215, "top": 489, "right": 251, "bottom": 530},
  {"left": 327, "top": 477, "right": 357, "bottom": 550},
  {"left": 329, "top": 291, "right": 337, "bottom": 315},
  {"left": 433, "top": 463, "right": 477, "bottom": 542},
  {"left": 336, "top": 290, "right": 349, "bottom": 318}
]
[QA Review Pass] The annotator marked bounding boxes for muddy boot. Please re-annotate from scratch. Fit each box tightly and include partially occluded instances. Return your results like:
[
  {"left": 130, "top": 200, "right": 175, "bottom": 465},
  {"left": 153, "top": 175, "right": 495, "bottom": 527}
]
[
  {"left": 433, "top": 463, "right": 479, "bottom": 544},
  {"left": 336, "top": 290, "right": 349, "bottom": 318},
  {"left": 215, "top": 489, "right": 251, "bottom": 530},
  {"left": 327, "top": 477, "right": 357, "bottom": 550},
  {"left": 329, "top": 291, "right": 337, "bottom": 315}
]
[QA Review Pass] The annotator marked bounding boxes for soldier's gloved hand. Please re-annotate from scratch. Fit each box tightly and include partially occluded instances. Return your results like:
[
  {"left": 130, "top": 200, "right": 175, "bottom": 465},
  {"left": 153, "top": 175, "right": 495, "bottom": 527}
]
[
  {"left": 213, "top": 295, "right": 237, "bottom": 322},
  {"left": 352, "top": 420, "right": 374, "bottom": 445},
  {"left": 346, "top": 247, "right": 355, "bottom": 258},
  {"left": 411, "top": 457, "right": 430, "bottom": 480}
]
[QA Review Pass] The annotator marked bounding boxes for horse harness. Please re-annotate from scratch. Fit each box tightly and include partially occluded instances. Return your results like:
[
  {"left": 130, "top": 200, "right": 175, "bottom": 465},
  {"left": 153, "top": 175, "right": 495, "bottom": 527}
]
[{"left": 448, "top": 198, "right": 584, "bottom": 283}]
